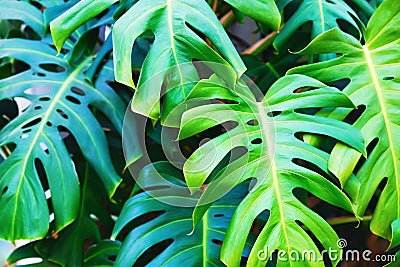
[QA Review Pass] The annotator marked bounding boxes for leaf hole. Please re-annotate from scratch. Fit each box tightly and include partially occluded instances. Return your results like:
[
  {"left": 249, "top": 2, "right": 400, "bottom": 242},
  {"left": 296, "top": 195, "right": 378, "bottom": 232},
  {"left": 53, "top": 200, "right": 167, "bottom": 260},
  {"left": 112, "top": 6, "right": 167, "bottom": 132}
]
[
  {"left": 251, "top": 138, "right": 262, "bottom": 145},
  {"left": 364, "top": 177, "right": 388, "bottom": 219},
  {"left": 34, "top": 158, "right": 49, "bottom": 194},
  {"left": 39, "top": 97, "right": 50, "bottom": 102},
  {"left": 46, "top": 121, "right": 52, "bottom": 127},
  {"left": 66, "top": 95, "right": 81, "bottom": 105},
  {"left": 247, "top": 119, "right": 258, "bottom": 126},
  {"left": 336, "top": 18, "right": 360, "bottom": 40},
  {"left": 248, "top": 177, "right": 257, "bottom": 192},
  {"left": 2, "top": 143, "right": 16, "bottom": 154},
  {"left": 267, "top": 111, "right": 282, "bottom": 117},
  {"left": 293, "top": 86, "right": 319, "bottom": 94},
  {"left": 383, "top": 77, "right": 394, "bottom": 81},
  {"left": 294, "top": 107, "right": 322, "bottom": 115},
  {"left": 39, "top": 63, "right": 65, "bottom": 72},
  {"left": 40, "top": 142, "right": 49, "bottom": 154},
  {"left": 0, "top": 99, "right": 18, "bottom": 127},
  {"left": 294, "top": 132, "right": 303, "bottom": 141},
  {"left": 132, "top": 239, "right": 173, "bottom": 267},
  {"left": 1, "top": 186, "right": 8, "bottom": 197},
  {"left": 292, "top": 158, "right": 334, "bottom": 183},
  {"left": 211, "top": 239, "right": 223, "bottom": 246},
  {"left": 32, "top": 72, "right": 46, "bottom": 77},
  {"left": 343, "top": 105, "right": 366, "bottom": 125},
  {"left": 325, "top": 78, "right": 351, "bottom": 91},
  {"left": 354, "top": 138, "right": 379, "bottom": 174},
  {"left": 0, "top": 58, "right": 30, "bottom": 79},
  {"left": 213, "top": 214, "right": 224, "bottom": 218},
  {"left": 24, "top": 86, "right": 52, "bottom": 95},
  {"left": 115, "top": 210, "right": 166, "bottom": 241},
  {"left": 71, "top": 87, "right": 86, "bottom": 96},
  {"left": 15, "top": 97, "right": 32, "bottom": 112},
  {"left": 22, "top": 118, "right": 41, "bottom": 129},
  {"left": 56, "top": 109, "right": 68, "bottom": 119},
  {"left": 252, "top": 210, "right": 269, "bottom": 235},
  {"left": 34, "top": 106, "right": 42, "bottom": 110},
  {"left": 22, "top": 129, "right": 32, "bottom": 134}
]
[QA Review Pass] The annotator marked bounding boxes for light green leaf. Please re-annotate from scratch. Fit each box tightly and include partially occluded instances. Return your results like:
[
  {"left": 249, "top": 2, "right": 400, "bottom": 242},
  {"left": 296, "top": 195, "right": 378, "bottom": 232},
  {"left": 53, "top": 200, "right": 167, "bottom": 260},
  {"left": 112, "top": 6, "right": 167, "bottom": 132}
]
[
  {"left": 289, "top": 0, "right": 400, "bottom": 240},
  {"left": 274, "top": 0, "right": 362, "bottom": 52},
  {"left": 179, "top": 74, "right": 365, "bottom": 266},
  {"left": 224, "top": 0, "right": 281, "bottom": 31},
  {"left": 329, "top": 142, "right": 362, "bottom": 187},
  {"left": 50, "top": 0, "right": 117, "bottom": 52}
]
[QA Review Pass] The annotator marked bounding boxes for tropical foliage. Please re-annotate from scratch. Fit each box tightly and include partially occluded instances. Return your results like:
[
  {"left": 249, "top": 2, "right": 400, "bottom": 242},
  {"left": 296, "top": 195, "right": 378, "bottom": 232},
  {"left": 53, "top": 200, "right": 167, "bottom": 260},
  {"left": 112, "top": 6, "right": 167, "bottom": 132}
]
[{"left": 0, "top": 0, "right": 398, "bottom": 266}]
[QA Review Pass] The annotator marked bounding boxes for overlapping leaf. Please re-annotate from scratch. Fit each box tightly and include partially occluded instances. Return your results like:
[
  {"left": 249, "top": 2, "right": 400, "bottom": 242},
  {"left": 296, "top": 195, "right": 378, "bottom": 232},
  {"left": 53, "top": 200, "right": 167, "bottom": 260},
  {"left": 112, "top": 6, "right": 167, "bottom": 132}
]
[
  {"left": 0, "top": 39, "right": 124, "bottom": 240},
  {"left": 113, "top": 0, "right": 245, "bottom": 122},
  {"left": 288, "top": 0, "right": 400, "bottom": 241},
  {"left": 274, "top": 0, "right": 363, "bottom": 52},
  {"left": 224, "top": 0, "right": 280, "bottom": 32},
  {"left": 0, "top": 1, "right": 45, "bottom": 39},
  {"left": 178, "top": 74, "right": 365, "bottom": 266},
  {"left": 7, "top": 162, "right": 120, "bottom": 267},
  {"left": 51, "top": 0, "right": 246, "bottom": 123},
  {"left": 112, "top": 162, "right": 253, "bottom": 267}
]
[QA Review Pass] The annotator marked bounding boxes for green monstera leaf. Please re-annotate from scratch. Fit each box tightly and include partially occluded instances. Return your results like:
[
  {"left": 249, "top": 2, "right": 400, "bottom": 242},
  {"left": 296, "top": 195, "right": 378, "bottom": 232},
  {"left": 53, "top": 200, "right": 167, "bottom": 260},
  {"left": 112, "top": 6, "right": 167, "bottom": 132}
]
[
  {"left": 178, "top": 74, "right": 365, "bottom": 266},
  {"left": 0, "top": 39, "right": 124, "bottom": 240},
  {"left": 50, "top": 0, "right": 118, "bottom": 52},
  {"left": 112, "top": 162, "right": 254, "bottom": 267},
  {"left": 274, "top": 0, "right": 363, "bottom": 53},
  {"left": 288, "top": 0, "right": 400, "bottom": 241},
  {"left": 0, "top": 1, "right": 45, "bottom": 37},
  {"left": 7, "top": 162, "right": 120, "bottom": 267},
  {"left": 51, "top": 0, "right": 246, "bottom": 123},
  {"left": 113, "top": 0, "right": 245, "bottom": 122},
  {"left": 224, "top": 0, "right": 281, "bottom": 32}
]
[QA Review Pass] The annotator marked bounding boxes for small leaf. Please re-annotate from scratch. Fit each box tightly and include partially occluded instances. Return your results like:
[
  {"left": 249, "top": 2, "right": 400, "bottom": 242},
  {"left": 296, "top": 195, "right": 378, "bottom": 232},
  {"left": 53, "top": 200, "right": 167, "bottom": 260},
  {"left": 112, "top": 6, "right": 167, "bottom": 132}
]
[{"left": 50, "top": 0, "right": 117, "bottom": 52}]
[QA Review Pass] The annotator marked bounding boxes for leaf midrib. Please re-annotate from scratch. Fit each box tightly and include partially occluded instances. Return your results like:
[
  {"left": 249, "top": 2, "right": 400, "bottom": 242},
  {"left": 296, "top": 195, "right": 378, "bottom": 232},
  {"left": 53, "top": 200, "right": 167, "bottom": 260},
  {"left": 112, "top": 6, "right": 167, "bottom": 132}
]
[
  {"left": 10, "top": 57, "right": 90, "bottom": 239},
  {"left": 318, "top": 0, "right": 325, "bottom": 32},
  {"left": 202, "top": 209, "right": 208, "bottom": 267},
  {"left": 256, "top": 102, "right": 293, "bottom": 264},
  {"left": 363, "top": 45, "right": 400, "bottom": 216},
  {"left": 167, "top": 0, "right": 186, "bottom": 98}
]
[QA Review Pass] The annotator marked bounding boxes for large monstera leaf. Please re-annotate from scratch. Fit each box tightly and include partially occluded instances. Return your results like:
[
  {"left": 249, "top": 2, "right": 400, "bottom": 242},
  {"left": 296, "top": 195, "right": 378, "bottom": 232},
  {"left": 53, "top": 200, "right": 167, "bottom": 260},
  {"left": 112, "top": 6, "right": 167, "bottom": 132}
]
[
  {"left": 51, "top": 0, "right": 246, "bottom": 122},
  {"left": 0, "top": 39, "right": 124, "bottom": 240},
  {"left": 111, "top": 162, "right": 253, "bottom": 267},
  {"left": 113, "top": 0, "right": 245, "bottom": 122},
  {"left": 274, "top": 0, "right": 363, "bottom": 52},
  {"left": 288, "top": 0, "right": 400, "bottom": 241},
  {"left": 178, "top": 75, "right": 365, "bottom": 266}
]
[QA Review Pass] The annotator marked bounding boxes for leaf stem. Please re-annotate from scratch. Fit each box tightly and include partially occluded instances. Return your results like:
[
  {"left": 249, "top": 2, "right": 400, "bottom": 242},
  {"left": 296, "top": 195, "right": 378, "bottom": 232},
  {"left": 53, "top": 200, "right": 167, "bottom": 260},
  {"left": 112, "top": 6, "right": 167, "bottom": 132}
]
[
  {"left": 212, "top": 0, "right": 218, "bottom": 13},
  {"left": 326, "top": 215, "right": 373, "bottom": 226},
  {"left": 242, "top": 31, "right": 278, "bottom": 56},
  {"left": 220, "top": 10, "right": 234, "bottom": 28}
]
